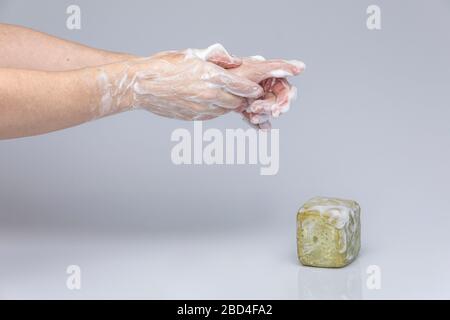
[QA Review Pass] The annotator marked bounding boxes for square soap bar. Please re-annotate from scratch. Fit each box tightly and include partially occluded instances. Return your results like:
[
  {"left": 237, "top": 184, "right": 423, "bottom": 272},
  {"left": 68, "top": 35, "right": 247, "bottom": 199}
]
[{"left": 297, "top": 197, "right": 361, "bottom": 268}]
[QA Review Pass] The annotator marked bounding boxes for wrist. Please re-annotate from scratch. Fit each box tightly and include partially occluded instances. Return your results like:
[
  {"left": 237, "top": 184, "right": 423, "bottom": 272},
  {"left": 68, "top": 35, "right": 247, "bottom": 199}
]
[
  {"left": 90, "top": 62, "right": 134, "bottom": 118},
  {"left": 108, "top": 57, "right": 161, "bottom": 112},
  {"left": 103, "top": 51, "right": 140, "bottom": 64},
  {"left": 90, "top": 56, "right": 161, "bottom": 118}
]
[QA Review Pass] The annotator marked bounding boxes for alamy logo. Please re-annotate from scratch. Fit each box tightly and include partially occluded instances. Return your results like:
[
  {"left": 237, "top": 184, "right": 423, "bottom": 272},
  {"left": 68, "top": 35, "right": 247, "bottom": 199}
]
[
  {"left": 66, "top": 5, "right": 81, "bottom": 30},
  {"left": 66, "top": 265, "right": 81, "bottom": 290},
  {"left": 366, "top": 265, "right": 382, "bottom": 290},
  {"left": 366, "top": 5, "right": 381, "bottom": 30},
  {"left": 171, "top": 121, "right": 280, "bottom": 175}
]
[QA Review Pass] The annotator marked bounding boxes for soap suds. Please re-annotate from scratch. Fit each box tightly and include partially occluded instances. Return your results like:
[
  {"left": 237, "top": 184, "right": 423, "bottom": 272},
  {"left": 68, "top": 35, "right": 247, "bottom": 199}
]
[{"left": 298, "top": 197, "right": 361, "bottom": 264}]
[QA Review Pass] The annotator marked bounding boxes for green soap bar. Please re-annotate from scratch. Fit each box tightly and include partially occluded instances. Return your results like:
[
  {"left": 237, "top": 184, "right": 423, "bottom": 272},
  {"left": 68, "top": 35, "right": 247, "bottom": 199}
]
[{"left": 297, "top": 197, "right": 361, "bottom": 268}]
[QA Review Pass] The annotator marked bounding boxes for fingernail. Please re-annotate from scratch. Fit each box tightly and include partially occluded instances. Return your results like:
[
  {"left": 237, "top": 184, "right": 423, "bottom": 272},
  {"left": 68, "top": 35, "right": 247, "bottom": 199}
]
[{"left": 287, "top": 60, "right": 306, "bottom": 73}]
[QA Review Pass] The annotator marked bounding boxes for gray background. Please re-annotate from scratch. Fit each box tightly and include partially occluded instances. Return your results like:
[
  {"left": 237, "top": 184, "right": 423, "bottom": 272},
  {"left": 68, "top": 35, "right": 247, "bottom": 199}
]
[{"left": 0, "top": 0, "right": 449, "bottom": 299}]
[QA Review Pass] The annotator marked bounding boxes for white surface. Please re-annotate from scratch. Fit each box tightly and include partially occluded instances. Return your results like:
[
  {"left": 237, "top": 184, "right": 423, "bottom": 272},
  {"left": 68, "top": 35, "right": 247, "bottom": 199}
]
[{"left": 1, "top": 221, "right": 449, "bottom": 299}]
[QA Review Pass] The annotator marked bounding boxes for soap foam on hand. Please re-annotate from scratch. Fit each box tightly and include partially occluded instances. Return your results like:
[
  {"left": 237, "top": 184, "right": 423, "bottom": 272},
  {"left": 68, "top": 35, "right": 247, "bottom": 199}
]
[
  {"left": 183, "top": 44, "right": 306, "bottom": 130},
  {"left": 95, "top": 43, "right": 305, "bottom": 130},
  {"left": 238, "top": 57, "right": 305, "bottom": 129}
]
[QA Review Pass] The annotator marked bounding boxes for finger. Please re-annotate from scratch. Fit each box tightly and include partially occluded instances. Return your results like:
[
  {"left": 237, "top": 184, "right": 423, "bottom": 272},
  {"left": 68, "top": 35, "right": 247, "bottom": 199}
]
[
  {"left": 261, "top": 77, "right": 277, "bottom": 92},
  {"left": 257, "top": 60, "right": 305, "bottom": 82},
  {"left": 186, "top": 89, "right": 245, "bottom": 111},
  {"left": 246, "top": 94, "right": 276, "bottom": 114},
  {"left": 271, "top": 79, "right": 298, "bottom": 115},
  {"left": 212, "top": 90, "right": 248, "bottom": 110},
  {"left": 188, "top": 43, "right": 242, "bottom": 69},
  {"left": 234, "top": 102, "right": 250, "bottom": 113},
  {"left": 138, "top": 93, "right": 226, "bottom": 120},
  {"left": 208, "top": 55, "right": 242, "bottom": 69},
  {"left": 242, "top": 111, "right": 273, "bottom": 130},
  {"left": 206, "top": 44, "right": 242, "bottom": 69},
  {"left": 242, "top": 110, "right": 270, "bottom": 125},
  {"left": 209, "top": 69, "right": 264, "bottom": 98},
  {"left": 250, "top": 113, "right": 270, "bottom": 125},
  {"left": 267, "top": 59, "right": 306, "bottom": 75},
  {"left": 240, "top": 59, "right": 306, "bottom": 83},
  {"left": 241, "top": 111, "right": 259, "bottom": 129},
  {"left": 279, "top": 85, "right": 298, "bottom": 114},
  {"left": 271, "top": 78, "right": 291, "bottom": 102},
  {"left": 271, "top": 78, "right": 291, "bottom": 115},
  {"left": 257, "top": 78, "right": 297, "bottom": 117}
]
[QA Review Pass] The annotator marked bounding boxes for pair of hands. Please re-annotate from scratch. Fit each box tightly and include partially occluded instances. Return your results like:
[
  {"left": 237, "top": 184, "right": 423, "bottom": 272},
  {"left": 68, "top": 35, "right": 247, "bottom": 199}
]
[{"left": 105, "top": 44, "right": 305, "bottom": 129}]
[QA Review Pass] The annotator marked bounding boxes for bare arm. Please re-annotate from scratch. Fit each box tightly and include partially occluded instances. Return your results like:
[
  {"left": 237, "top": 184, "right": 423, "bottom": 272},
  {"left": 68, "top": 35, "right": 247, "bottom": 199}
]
[
  {"left": 0, "top": 67, "right": 111, "bottom": 139},
  {"left": 0, "top": 24, "right": 305, "bottom": 138},
  {"left": 0, "top": 23, "right": 135, "bottom": 71},
  {"left": 0, "top": 51, "right": 274, "bottom": 139}
]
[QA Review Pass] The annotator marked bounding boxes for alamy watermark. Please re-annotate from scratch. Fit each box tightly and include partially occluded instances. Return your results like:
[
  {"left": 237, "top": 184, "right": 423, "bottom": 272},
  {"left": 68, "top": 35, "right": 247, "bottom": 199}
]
[
  {"left": 66, "top": 5, "right": 81, "bottom": 30},
  {"left": 171, "top": 121, "right": 280, "bottom": 175},
  {"left": 366, "top": 5, "right": 381, "bottom": 30},
  {"left": 366, "top": 264, "right": 382, "bottom": 290},
  {"left": 66, "top": 265, "right": 81, "bottom": 290}
]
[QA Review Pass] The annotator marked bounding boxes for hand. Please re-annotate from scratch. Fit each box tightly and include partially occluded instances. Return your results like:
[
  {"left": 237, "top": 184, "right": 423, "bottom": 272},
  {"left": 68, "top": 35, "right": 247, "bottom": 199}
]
[
  {"left": 100, "top": 45, "right": 264, "bottom": 121},
  {"left": 228, "top": 56, "right": 305, "bottom": 129}
]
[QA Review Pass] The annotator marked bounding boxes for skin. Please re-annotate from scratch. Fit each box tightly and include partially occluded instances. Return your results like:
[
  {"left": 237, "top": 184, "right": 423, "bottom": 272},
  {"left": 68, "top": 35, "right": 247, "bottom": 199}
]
[
  {"left": 0, "top": 23, "right": 305, "bottom": 139},
  {"left": 0, "top": 23, "right": 134, "bottom": 70},
  {"left": 230, "top": 58, "right": 303, "bottom": 129},
  {"left": 104, "top": 51, "right": 304, "bottom": 121},
  {"left": 0, "top": 67, "right": 103, "bottom": 138}
]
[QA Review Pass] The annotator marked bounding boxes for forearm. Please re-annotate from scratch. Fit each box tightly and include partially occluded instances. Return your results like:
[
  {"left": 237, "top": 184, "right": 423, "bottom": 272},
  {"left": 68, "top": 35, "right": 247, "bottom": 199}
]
[
  {"left": 0, "top": 23, "right": 136, "bottom": 71},
  {"left": 0, "top": 65, "right": 128, "bottom": 139}
]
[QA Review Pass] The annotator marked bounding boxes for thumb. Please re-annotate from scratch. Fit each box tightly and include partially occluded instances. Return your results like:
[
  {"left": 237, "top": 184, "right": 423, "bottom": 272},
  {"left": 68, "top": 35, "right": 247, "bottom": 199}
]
[
  {"left": 233, "top": 58, "right": 306, "bottom": 83},
  {"left": 190, "top": 43, "right": 242, "bottom": 69}
]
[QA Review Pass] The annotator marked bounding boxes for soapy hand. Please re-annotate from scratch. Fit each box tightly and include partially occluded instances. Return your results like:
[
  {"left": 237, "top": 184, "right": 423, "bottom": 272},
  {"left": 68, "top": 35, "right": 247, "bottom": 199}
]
[
  {"left": 100, "top": 44, "right": 263, "bottom": 121},
  {"left": 227, "top": 56, "right": 305, "bottom": 129},
  {"left": 99, "top": 44, "right": 304, "bottom": 127},
  {"left": 193, "top": 46, "right": 305, "bottom": 129},
  {"left": 0, "top": 24, "right": 306, "bottom": 139}
]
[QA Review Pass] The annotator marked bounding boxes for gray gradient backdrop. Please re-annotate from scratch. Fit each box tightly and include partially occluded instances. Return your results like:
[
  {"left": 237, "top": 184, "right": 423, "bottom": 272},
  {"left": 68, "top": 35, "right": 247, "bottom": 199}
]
[{"left": 0, "top": 0, "right": 449, "bottom": 299}]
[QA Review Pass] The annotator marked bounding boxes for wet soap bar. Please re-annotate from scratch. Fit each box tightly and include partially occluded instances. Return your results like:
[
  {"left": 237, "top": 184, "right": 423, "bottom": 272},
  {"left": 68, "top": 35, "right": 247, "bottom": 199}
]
[{"left": 297, "top": 197, "right": 361, "bottom": 268}]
